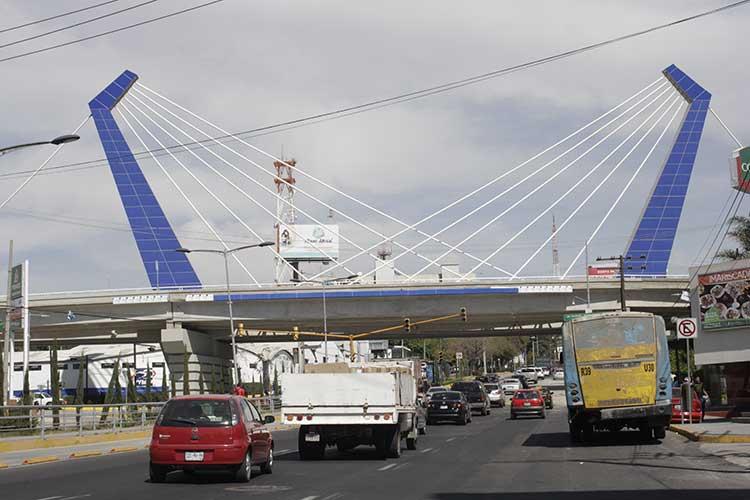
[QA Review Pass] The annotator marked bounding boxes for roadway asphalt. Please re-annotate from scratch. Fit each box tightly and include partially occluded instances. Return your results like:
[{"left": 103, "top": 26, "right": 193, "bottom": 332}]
[{"left": 1, "top": 404, "right": 749, "bottom": 500}]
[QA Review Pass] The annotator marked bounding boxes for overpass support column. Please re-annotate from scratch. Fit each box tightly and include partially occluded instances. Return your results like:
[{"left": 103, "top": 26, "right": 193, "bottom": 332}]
[{"left": 160, "top": 322, "right": 233, "bottom": 394}]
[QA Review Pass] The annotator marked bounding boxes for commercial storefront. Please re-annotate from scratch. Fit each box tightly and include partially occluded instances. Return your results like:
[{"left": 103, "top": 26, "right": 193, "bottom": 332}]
[{"left": 690, "top": 260, "right": 750, "bottom": 410}]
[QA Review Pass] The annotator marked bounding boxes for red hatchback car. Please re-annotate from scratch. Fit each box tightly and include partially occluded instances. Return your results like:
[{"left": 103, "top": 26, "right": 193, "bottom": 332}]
[
  {"left": 510, "top": 389, "right": 546, "bottom": 419},
  {"left": 671, "top": 387, "right": 702, "bottom": 424},
  {"left": 150, "top": 395, "right": 275, "bottom": 483}
]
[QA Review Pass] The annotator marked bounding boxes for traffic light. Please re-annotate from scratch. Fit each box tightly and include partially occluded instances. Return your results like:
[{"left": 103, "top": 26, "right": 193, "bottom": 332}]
[
  {"left": 460, "top": 307, "right": 468, "bottom": 322},
  {"left": 292, "top": 326, "right": 300, "bottom": 341},
  {"left": 438, "top": 351, "right": 443, "bottom": 363},
  {"left": 237, "top": 322, "right": 245, "bottom": 337},
  {"left": 404, "top": 318, "right": 411, "bottom": 332}
]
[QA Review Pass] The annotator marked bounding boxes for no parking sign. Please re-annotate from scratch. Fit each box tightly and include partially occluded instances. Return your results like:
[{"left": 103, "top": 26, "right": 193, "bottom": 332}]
[{"left": 676, "top": 318, "right": 698, "bottom": 340}]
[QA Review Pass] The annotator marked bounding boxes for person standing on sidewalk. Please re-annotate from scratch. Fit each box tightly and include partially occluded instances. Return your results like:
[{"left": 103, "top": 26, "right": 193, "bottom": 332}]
[
  {"left": 233, "top": 383, "right": 246, "bottom": 397},
  {"left": 694, "top": 376, "right": 709, "bottom": 419}
]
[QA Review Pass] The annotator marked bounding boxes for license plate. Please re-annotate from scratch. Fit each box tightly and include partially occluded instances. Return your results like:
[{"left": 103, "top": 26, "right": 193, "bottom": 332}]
[
  {"left": 523, "top": 402, "right": 531, "bottom": 407},
  {"left": 305, "top": 432, "right": 320, "bottom": 442},
  {"left": 440, "top": 405, "right": 448, "bottom": 409},
  {"left": 184, "top": 451, "right": 204, "bottom": 462}
]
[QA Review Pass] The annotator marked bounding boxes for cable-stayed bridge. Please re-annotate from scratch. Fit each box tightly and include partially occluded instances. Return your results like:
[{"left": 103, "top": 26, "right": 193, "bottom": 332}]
[{"left": 12, "top": 63, "right": 729, "bottom": 377}]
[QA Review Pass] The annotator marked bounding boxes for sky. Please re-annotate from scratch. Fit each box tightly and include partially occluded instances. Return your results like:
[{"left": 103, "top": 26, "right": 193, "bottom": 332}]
[{"left": 0, "top": 0, "right": 748, "bottom": 293}]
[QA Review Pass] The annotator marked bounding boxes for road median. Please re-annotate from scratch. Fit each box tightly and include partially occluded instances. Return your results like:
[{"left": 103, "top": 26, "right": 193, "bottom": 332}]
[{"left": 0, "top": 429, "right": 151, "bottom": 453}]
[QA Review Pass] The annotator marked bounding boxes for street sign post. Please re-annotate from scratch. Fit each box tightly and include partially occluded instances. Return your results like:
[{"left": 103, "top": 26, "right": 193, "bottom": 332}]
[{"left": 676, "top": 318, "right": 698, "bottom": 424}]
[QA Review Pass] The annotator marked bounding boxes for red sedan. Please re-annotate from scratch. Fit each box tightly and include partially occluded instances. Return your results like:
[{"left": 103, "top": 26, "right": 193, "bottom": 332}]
[
  {"left": 150, "top": 395, "right": 275, "bottom": 483},
  {"left": 671, "top": 387, "right": 702, "bottom": 424}
]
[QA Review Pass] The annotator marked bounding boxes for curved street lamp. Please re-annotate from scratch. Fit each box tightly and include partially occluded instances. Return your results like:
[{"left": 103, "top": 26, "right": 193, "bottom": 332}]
[
  {"left": 0, "top": 134, "right": 81, "bottom": 156},
  {"left": 176, "top": 241, "right": 275, "bottom": 386}
]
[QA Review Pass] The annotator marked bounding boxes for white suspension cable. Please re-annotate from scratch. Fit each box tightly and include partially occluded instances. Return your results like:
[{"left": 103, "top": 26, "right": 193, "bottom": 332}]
[
  {"left": 121, "top": 99, "right": 313, "bottom": 281},
  {"left": 117, "top": 105, "right": 261, "bottom": 285},
  {"left": 512, "top": 95, "right": 682, "bottom": 278},
  {"left": 457, "top": 87, "right": 676, "bottom": 280},
  {"left": 375, "top": 81, "right": 671, "bottom": 282},
  {"left": 406, "top": 82, "right": 672, "bottom": 280},
  {"left": 709, "top": 107, "right": 743, "bottom": 148},
  {"left": 311, "top": 78, "right": 666, "bottom": 282},
  {"left": 133, "top": 83, "right": 515, "bottom": 277},
  {"left": 0, "top": 116, "right": 90, "bottom": 211},
  {"left": 561, "top": 100, "right": 686, "bottom": 278},
  {"left": 123, "top": 93, "right": 358, "bottom": 276},
  {"left": 128, "top": 88, "right": 437, "bottom": 276}
]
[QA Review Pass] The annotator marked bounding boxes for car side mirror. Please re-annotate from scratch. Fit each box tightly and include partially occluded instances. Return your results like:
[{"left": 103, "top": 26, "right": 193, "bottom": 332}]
[{"left": 264, "top": 415, "right": 275, "bottom": 424}]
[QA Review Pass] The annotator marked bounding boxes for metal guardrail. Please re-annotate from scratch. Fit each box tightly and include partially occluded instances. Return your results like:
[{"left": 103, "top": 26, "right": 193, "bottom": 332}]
[{"left": 0, "top": 396, "right": 281, "bottom": 439}]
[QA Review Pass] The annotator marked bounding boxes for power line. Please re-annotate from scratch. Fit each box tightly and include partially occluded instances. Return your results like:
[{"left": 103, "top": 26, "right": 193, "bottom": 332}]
[
  {"left": 0, "top": 0, "right": 161, "bottom": 50},
  {"left": 0, "top": 0, "right": 229, "bottom": 64},
  {"left": 1, "top": 0, "right": 747, "bottom": 178},
  {"left": 0, "top": 0, "right": 119, "bottom": 34}
]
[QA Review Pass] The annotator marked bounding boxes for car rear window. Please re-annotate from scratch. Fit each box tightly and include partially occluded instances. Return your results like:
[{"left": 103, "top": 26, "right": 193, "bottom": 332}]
[
  {"left": 514, "top": 391, "right": 539, "bottom": 400},
  {"left": 428, "top": 387, "right": 446, "bottom": 394},
  {"left": 158, "top": 399, "right": 234, "bottom": 427},
  {"left": 484, "top": 384, "right": 499, "bottom": 391},
  {"left": 452, "top": 382, "right": 480, "bottom": 392},
  {"left": 432, "top": 392, "right": 461, "bottom": 401}
]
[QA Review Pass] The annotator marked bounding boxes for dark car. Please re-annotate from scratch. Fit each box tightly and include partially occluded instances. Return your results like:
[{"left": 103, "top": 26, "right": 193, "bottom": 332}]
[
  {"left": 510, "top": 389, "right": 545, "bottom": 419},
  {"left": 426, "top": 391, "right": 471, "bottom": 425},
  {"left": 149, "top": 395, "right": 275, "bottom": 483},
  {"left": 451, "top": 381, "right": 490, "bottom": 416},
  {"left": 539, "top": 387, "right": 554, "bottom": 409}
]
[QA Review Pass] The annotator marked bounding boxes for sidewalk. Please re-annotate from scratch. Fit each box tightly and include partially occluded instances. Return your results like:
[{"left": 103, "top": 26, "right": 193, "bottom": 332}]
[{"left": 670, "top": 416, "right": 750, "bottom": 443}]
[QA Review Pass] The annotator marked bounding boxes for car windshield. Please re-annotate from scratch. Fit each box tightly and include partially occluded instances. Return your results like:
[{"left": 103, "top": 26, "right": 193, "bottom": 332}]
[
  {"left": 514, "top": 391, "right": 539, "bottom": 400},
  {"left": 431, "top": 392, "right": 461, "bottom": 401},
  {"left": 158, "top": 399, "right": 234, "bottom": 427}
]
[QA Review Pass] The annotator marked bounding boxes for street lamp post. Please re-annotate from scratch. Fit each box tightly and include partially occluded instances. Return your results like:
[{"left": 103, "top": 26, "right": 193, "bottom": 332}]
[
  {"left": 0, "top": 134, "right": 80, "bottom": 156},
  {"left": 291, "top": 274, "right": 359, "bottom": 363},
  {"left": 176, "top": 241, "right": 274, "bottom": 386}
]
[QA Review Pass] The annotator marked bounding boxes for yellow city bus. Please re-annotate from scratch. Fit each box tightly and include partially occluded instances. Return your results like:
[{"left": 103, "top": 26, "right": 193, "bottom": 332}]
[{"left": 563, "top": 311, "right": 672, "bottom": 442}]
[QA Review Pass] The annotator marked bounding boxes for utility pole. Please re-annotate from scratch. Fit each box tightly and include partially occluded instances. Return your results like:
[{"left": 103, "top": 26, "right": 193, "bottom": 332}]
[
  {"left": 596, "top": 255, "right": 626, "bottom": 311},
  {"left": 3, "top": 241, "right": 13, "bottom": 403}
]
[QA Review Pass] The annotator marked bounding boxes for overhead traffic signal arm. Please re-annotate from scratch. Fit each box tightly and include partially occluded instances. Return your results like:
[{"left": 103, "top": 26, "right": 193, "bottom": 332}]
[{"left": 352, "top": 308, "right": 469, "bottom": 340}]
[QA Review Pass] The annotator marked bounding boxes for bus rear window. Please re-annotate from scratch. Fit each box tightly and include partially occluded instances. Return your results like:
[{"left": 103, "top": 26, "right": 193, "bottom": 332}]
[{"left": 573, "top": 317, "right": 654, "bottom": 350}]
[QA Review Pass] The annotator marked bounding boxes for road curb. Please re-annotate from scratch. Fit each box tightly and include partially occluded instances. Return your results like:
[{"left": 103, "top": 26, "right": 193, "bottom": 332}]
[
  {"left": 670, "top": 425, "right": 750, "bottom": 443},
  {"left": 110, "top": 446, "right": 139, "bottom": 453},
  {"left": 0, "top": 429, "right": 151, "bottom": 453},
  {"left": 22, "top": 456, "right": 58, "bottom": 465},
  {"left": 69, "top": 451, "right": 103, "bottom": 459},
  {"left": 0, "top": 463, "right": 7, "bottom": 469}
]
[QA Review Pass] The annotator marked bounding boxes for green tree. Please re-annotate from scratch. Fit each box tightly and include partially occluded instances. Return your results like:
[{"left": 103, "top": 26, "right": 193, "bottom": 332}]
[
  {"left": 170, "top": 372, "right": 176, "bottom": 398},
  {"left": 50, "top": 341, "right": 61, "bottom": 428},
  {"left": 182, "top": 352, "right": 190, "bottom": 395},
  {"left": 74, "top": 354, "right": 86, "bottom": 426},
  {"left": 717, "top": 215, "right": 750, "bottom": 260},
  {"left": 22, "top": 368, "right": 31, "bottom": 405},
  {"left": 272, "top": 366, "right": 280, "bottom": 395},
  {"left": 144, "top": 363, "right": 152, "bottom": 403},
  {"left": 126, "top": 367, "right": 137, "bottom": 405},
  {"left": 160, "top": 367, "right": 168, "bottom": 401},
  {"left": 198, "top": 372, "right": 205, "bottom": 394},
  {"left": 0, "top": 346, "right": 4, "bottom": 407},
  {"left": 100, "top": 357, "right": 121, "bottom": 424}
]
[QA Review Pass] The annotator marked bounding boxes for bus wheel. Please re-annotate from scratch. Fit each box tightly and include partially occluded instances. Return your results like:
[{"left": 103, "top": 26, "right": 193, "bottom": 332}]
[{"left": 653, "top": 425, "right": 666, "bottom": 439}]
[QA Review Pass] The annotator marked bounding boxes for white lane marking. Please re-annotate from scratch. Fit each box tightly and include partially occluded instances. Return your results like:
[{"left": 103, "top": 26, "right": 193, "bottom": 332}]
[
  {"left": 59, "top": 495, "right": 91, "bottom": 500},
  {"left": 277, "top": 449, "right": 297, "bottom": 456},
  {"left": 35, "top": 497, "right": 63, "bottom": 500},
  {"left": 445, "top": 437, "right": 456, "bottom": 442},
  {"left": 377, "top": 463, "right": 397, "bottom": 471},
  {"left": 299, "top": 496, "right": 318, "bottom": 500},
  {"left": 322, "top": 494, "right": 343, "bottom": 500},
  {"left": 391, "top": 463, "right": 410, "bottom": 471},
  {"left": 420, "top": 447, "right": 434, "bottom": 453}
]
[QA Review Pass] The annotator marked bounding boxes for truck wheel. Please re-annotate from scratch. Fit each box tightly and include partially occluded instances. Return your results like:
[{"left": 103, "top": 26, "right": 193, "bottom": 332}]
[
  {"left": 582, "top": 423, "right": 594, "bottom": 442},
  {"left": 568, "top": 422, "right": 581, "bottom": 443},
  {"left": 387, "top": 428, "right": 401, "bottom": 458},
  {"left": 406, "top": 437, "right": 417, "bottom": 450},
  {"left": 149, "top": 462, "right": 167, "bottom": 483},
  {"left": 653, "top": 425, "right": 666, "bottom": 440}
]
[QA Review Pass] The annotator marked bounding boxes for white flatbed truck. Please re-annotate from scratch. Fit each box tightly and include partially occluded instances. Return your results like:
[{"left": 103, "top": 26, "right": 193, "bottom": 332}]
[{"left": 281, "top": 360, "right": 425, "bottom": 460}]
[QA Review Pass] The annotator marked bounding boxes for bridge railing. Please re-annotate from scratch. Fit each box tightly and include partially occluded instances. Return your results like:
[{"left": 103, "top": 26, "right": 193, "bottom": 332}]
[
  {"left": 23, "top": 274, "right": 691, "bottom": 301},
  {"left": 0, "top": 396, "right": 281, "bottom": 439}
]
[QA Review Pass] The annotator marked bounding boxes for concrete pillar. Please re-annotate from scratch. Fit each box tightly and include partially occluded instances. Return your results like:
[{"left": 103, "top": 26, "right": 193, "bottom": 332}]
[{"left": 160, "top": 322, "right": 233, "bottom": 395}]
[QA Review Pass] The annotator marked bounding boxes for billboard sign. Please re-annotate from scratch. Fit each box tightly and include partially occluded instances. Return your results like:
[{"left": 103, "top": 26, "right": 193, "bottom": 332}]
[
  {"left": 278, "top": 224, "right": 339, "bottom": 261},
  {"left": 587, "top": 263, "right": 618, "bottom": 276},
  {"left": 10, "top": 264, "right": 22, "bottom": 300},
  {"left": 730, "top": 146, "right": 750, "bottom": 193},
  {"left": 698, "top": 267, "right": 750, "bottom": 330}
]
